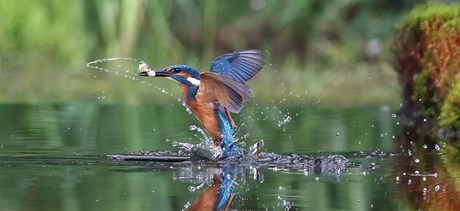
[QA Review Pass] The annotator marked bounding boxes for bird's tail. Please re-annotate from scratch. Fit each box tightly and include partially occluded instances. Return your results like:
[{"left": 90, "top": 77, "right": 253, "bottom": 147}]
[{"left": 217, "top": 105, "right": 235, "bottom": 157}]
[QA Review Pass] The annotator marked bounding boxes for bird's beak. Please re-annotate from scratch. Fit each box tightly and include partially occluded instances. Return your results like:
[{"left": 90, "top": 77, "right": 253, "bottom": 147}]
[
  {"left": 137, "top": 69, "right": 171, "bottom": 77},
  {"left": 137, "top": 63, "right": 171, "bottom": 77}
]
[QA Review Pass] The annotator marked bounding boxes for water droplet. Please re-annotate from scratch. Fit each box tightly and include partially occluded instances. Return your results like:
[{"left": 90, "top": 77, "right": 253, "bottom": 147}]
[
  {"left": 189, "top": 125, "right": 197, "bottom": 131},
  {"left": 415, "top": 158, "right": 420, "bottom": 163},
  {"left": 435, "top": 144, "right": 440, "bottom": 150},
  {"left": 392, "top": 114, "right": 396, "bottom": 118},
  {"left": 423, "top": 144, "right": 427, "bottom": 149},
  {"left": 434, "top": 185, "right": 440, "bottom": 192},
  {"left": 118, "top": 64, "right": 122, "bottom": 68},
  {"left": 336, "top": 133, "right": 340, "bottom": 136},
  {"left": 259, "top": 140, "right": 265, "bottom": 148}
]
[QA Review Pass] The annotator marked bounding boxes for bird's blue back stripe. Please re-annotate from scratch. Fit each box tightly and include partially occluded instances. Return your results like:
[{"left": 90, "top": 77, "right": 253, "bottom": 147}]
[{"left": 217, "top": 109, "right": 234, "bottom": 156}]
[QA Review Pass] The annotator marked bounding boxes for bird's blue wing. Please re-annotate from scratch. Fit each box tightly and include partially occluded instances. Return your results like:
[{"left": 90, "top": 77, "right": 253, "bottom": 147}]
[{"left": 210, "top": 49, "right": 265, "bottom": 83}]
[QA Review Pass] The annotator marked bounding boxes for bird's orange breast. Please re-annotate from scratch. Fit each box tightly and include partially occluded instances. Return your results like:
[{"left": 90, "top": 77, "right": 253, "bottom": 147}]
[
  {"left": 181, "top": 84, "right": 221, "bottom": 139},
  {"left": 188, "top": 175, "right": 221, "bottom": 211}
]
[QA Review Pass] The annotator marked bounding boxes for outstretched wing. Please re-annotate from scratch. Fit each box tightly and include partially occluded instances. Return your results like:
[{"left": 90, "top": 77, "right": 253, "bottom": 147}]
[
  {"left": 198, "top": 73, "right": 250, "bottom": 113},
  {"left": 210, "top": 49, "right": 265, "bottom": 83}
]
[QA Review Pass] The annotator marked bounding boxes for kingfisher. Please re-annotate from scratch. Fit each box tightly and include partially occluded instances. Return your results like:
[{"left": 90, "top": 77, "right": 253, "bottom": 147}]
[
  {"left": 138, "top": 49, "right": 265, "bottom": 158},
  {"left": 189, "top": 165, "right": 235, "bottom": 211}
]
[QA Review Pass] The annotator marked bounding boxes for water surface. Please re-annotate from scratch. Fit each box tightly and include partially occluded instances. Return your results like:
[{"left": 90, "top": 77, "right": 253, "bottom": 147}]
[{"left": 0, "top": 104, "right": 454, "bottom": 210}]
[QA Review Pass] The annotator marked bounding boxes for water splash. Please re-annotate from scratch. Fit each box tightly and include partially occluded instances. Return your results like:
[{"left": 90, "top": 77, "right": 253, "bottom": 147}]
[
  {"left": 86, "top": 57, "right": 143, "bottom": 73},
  {"left": 188, "top": 182, "right": 205, "bottom": 192},
  {"left": 86, "top": 57, "right": 182, "bottom": 100}
]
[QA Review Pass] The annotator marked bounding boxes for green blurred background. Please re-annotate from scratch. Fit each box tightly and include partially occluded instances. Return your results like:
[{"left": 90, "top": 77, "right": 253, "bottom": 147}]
[
  {"left": 2, "top": 1, "right": 458, "bottom": 210},
  {"left": 1, "top": 0, "right": 444, "bottom": 107}
]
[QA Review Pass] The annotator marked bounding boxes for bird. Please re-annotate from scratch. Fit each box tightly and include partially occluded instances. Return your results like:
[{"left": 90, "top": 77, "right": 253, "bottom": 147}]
[
  {"left": 188, "top": 165, "right": 235, "bottom": 211},
  {"left": 138, "top": 49, "right": 265, "bottom": 157}
]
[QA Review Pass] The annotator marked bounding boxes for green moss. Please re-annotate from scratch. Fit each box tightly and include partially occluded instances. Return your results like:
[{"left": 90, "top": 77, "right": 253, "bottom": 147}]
[
  {"left": 397, "top": 2, "right": 460, "bottom": 41},
  {"left": 403, "top": 2, "right": 460, "bottom": 25},
  {"left": 445, "top": 19, "right": 460, "bottom": 29},
  {"left": 440, "top": 75, "right": 460, "bottom": 127}
]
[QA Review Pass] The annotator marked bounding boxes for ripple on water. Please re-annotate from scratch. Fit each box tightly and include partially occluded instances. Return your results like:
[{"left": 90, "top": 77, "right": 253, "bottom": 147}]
[{"left": 109, "top": 147, "right": 380, "bottom": 176}]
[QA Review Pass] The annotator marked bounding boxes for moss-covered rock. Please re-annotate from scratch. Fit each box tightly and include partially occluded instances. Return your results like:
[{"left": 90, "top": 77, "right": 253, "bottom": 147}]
[{"left": 391, "top": 2, "right": 460, "bottom": 130}]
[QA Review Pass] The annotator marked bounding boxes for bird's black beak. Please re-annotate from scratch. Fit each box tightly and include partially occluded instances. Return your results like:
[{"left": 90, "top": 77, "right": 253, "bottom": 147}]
[
  {"left": 137, "top": 71, "right": 150, "bottom": 76},
  {"left": 137, "top": 63, "right": 171, "bottom": 77},
  {"left": 152, "top": 69, "right": 172, "bottom": 77}
]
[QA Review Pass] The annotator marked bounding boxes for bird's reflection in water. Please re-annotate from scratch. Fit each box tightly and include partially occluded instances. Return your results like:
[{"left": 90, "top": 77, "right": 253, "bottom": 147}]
[
  {"left": 189, "top": 165, "right": 235, "bottom": 211},
  {"left": 112, "top": 150, "right": 380, "bottom": 209}
]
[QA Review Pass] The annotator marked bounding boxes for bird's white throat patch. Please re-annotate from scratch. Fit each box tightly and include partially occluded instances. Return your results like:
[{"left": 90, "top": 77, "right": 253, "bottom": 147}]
[{"left": 187, "top": 77, "right": 200, "bottom": 86}]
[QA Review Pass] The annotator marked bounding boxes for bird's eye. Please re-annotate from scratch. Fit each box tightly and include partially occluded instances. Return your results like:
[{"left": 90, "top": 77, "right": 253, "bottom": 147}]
[{"left": 173, "top": 68, "right": 180, "bottom": 73}]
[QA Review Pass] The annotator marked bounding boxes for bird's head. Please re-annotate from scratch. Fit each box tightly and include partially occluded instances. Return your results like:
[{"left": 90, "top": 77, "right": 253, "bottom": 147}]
[{"left": 138, "top": 64, "right": 200, "bottom": 86}]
